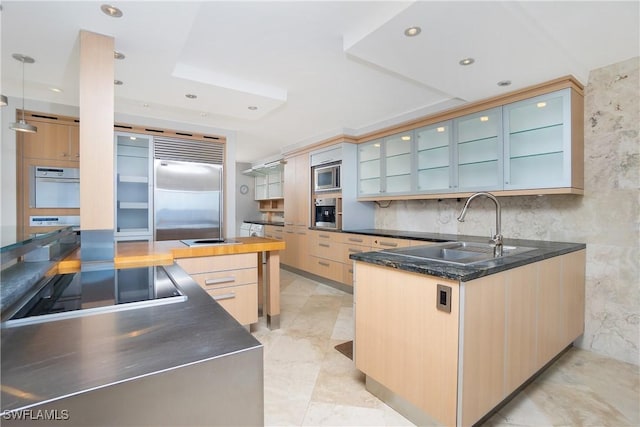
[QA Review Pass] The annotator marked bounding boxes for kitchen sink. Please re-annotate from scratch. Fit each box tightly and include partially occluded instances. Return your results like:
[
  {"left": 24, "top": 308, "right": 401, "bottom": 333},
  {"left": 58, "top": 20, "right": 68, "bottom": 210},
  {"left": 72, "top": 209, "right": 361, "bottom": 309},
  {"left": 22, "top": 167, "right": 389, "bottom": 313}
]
[{"left": 387, "top": 241, "right": 536, "bottom": 266}]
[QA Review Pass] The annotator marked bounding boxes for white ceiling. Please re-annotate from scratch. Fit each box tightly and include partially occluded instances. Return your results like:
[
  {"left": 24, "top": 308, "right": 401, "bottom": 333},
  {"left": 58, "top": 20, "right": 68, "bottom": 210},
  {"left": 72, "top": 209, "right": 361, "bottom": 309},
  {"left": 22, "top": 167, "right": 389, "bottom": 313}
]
[{"left": 2, "top": 1, "right": 638, "bottom": 163}]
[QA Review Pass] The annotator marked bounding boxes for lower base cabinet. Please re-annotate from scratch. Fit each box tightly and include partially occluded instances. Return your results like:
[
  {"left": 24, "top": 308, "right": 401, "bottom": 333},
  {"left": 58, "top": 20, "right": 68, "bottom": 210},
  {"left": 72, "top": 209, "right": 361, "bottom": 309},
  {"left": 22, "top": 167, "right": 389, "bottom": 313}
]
[
  {"left": 354, "top": 249, "right": 586, "bottom": 427},
  {"left": 177, "top": 253, "right": 259, "bottom": 326}
]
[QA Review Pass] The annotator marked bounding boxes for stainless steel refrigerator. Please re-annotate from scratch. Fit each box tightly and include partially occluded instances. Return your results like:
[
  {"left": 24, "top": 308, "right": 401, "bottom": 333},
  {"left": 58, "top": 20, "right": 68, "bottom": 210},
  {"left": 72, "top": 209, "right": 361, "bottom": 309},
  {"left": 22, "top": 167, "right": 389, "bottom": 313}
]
[{"left": 154, "top": 159, "right": 223, "bottom": 241}]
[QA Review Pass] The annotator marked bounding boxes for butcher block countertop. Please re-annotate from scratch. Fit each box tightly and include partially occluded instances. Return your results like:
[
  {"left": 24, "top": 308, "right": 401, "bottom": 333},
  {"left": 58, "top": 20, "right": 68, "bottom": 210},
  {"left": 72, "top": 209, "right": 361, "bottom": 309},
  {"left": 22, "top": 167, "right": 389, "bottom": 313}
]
[{"left": 56, "top": 236, "right": 286, "bottom": 273}]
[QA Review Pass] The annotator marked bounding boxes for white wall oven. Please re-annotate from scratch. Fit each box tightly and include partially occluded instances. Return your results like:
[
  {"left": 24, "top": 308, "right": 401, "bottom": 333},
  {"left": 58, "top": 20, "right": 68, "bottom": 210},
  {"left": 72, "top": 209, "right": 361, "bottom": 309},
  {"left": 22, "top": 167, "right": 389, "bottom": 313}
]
[{"left": 30, "top": 166, "right": 80, "bottom": 208}]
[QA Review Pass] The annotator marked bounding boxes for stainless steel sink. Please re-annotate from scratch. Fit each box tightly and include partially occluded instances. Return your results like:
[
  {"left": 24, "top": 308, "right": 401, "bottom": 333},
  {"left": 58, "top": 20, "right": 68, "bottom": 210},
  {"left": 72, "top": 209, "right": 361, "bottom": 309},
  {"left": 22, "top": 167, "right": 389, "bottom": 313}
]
[{"left": 387, "top": 241, "right": 536, "bottom": 266}]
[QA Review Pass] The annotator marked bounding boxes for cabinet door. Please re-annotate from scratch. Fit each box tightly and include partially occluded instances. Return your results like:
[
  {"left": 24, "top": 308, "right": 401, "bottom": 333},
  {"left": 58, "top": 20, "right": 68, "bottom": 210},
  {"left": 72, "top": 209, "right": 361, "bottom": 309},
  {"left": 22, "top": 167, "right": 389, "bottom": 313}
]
[
  {"left": 267, "top": 170, "right": 283, "bottom": 199},
  {"left": 114, "top": 132, "right": 153, "bottom": 240},
  {"left": 454, "top": 107, "right": 503, "bottom": 192},
  {"left": 503, "top": 89, "right": 571, "bottom": 189},
  {"left": 355, "top": 263, "right": 459, "bottom": 427},
  {"left": 22, "top": 121, "right": 77, "bottom": 161},
  {"left": 283, "top": 157, "right": 296, "bottom": 225},
  {"left": 283, "top": 153, "right": 310, "bottom": 226},
  {"left": 358, "top": 140, "right": 382, "bottom": 195},
  {"left": 294, "top": 154, "right": 310, "bottom": 226},
  {"left": 255, "top": 174, "right": 268, "bottom": 200},
  {"left": 383, "top": 131, "right": 413, "bottom": 194},
  {"left": 416, "top": 121, "right": 453, "bottom": 193}
]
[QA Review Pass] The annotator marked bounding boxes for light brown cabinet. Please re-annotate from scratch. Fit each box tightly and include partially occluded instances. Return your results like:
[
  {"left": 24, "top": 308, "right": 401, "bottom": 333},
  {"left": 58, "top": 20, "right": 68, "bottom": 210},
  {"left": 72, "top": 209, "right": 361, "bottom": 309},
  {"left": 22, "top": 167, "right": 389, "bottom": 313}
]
[
  {"left": 354, "top": 249, "right": 586, "bottom": 427},
  {"left": 177, "top": 253, "right": 258, "bottom": 326},
  {"left": 283, "top": 153, "right": 310, "bottom": 227},
  {"left": 22, "top": 120, "right": 80, "bottom": 162}
]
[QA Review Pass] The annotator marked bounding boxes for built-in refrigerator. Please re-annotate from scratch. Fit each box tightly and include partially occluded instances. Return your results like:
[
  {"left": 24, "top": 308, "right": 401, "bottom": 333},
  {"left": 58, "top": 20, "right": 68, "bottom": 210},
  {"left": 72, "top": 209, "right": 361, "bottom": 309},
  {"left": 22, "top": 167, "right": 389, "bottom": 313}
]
[{"left": 154, "top": 159, "right": 223, "bottom": 241}]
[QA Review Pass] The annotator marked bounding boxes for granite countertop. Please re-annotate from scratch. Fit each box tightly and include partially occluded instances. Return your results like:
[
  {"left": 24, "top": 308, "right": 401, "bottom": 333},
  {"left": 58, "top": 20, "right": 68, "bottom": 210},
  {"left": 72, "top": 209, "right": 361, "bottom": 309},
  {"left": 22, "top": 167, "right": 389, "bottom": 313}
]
[
  {"left": 344, "top": 229, "right": 586, "bottom": 282},
  {"left": 0, "top": 263, "right": 261, "bottom": 413}
]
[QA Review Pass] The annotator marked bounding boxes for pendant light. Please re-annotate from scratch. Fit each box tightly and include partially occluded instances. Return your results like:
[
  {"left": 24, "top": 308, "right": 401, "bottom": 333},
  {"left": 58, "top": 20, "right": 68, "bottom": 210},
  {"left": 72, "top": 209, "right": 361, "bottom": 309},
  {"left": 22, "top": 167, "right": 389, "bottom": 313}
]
[{"left": 10, "top": 53, "right": 37, "bottom": 134}]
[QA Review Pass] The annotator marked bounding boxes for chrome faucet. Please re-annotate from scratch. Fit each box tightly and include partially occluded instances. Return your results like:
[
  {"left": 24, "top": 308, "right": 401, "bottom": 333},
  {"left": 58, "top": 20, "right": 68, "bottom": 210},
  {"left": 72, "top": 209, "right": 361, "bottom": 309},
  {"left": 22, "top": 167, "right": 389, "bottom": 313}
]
[{"left": 457, "top": 192, "right": 503, "bottom": 257}]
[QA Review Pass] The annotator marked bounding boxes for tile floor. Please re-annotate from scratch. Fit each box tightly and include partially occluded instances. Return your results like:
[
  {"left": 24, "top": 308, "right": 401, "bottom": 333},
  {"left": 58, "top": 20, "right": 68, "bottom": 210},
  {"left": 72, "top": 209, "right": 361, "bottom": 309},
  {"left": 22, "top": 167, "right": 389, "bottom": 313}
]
[{"left": 251, "top": 269, "right": 640, "bottom": 426}]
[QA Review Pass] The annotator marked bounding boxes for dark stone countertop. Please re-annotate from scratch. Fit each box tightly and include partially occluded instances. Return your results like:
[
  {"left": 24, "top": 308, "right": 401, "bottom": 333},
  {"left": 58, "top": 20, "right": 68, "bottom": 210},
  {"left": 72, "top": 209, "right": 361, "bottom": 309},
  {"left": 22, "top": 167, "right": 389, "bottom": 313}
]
[{"left": 343, "top": 229, "right": 586, "bottom": 282}]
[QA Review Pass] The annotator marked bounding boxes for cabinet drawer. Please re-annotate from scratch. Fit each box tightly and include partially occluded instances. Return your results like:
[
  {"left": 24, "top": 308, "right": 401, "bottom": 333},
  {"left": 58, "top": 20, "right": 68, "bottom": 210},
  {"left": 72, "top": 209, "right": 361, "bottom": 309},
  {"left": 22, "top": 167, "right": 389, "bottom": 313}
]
[
  {"left": 372, "top": 237, "right": 413, "bottom": 249},
  {"left": 311, "top": 240, "right": 342, "bottom": 262},
  {"left": 191, "top": 268, "right": 257, "bottom": 289},
  {"left": 336, "top": 233, "right": 373, "bottom": 246},
  {"left": 341, "top": 244, "right": 371, "bottom": 264},
  {"left": 204, "top": 283, "right": 258, "bottom": 326},
  {"left": 310, "top": 257, "right": 344, "bottom": 283},
  {"left": 176, "top": 253, "right": 257, "bottom": 274}
]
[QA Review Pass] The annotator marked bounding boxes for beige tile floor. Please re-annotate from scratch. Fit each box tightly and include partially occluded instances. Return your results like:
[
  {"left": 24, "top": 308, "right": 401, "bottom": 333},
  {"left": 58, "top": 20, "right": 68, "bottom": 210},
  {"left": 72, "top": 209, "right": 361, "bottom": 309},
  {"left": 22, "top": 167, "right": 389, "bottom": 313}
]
[{"left": 252, "top": 269, "right": 640, "bottom": 426}]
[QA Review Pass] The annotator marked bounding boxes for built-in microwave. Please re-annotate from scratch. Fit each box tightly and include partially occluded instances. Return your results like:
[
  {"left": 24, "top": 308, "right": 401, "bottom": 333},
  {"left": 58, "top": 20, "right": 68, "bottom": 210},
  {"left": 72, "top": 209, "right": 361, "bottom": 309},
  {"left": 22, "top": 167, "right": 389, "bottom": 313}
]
[{"left": 313, "top": 162, "right": 340, "bottom": 192}]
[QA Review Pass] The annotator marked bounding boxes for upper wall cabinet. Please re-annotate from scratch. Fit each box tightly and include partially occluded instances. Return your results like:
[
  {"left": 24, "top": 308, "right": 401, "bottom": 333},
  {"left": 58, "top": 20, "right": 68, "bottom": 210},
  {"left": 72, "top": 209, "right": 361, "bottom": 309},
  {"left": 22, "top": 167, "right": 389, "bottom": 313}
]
[
  {"left": 358, "top": 142, "right": 382, "bottom": 196},
  {"left": 358, "top": 131, "right": 413, "bottom": 197},
  {"left": 455, "top": 107, "right": 503, "bottom": 192},
  {"left": 356, "top": 79, "right": 584, "bottom": 200},
  {"left": 416, "top": 121, "right": 453, "bottom": 193},
  {"left": 255, "top": 168, "right": 283, "bottom": 200},
  {"left": 21, "top": 119, "right": 79, "bottom": 163},
  {"left": 503, "top": 88, "right": 577, "bottom": 190}
]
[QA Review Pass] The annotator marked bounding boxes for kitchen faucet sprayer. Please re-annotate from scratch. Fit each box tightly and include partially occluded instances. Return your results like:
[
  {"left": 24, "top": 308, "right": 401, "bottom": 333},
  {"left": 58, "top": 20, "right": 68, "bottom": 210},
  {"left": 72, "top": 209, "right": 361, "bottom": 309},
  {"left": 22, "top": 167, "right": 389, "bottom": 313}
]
[{"left": 457, "top": 192, "right": 503, "bottom": 257}]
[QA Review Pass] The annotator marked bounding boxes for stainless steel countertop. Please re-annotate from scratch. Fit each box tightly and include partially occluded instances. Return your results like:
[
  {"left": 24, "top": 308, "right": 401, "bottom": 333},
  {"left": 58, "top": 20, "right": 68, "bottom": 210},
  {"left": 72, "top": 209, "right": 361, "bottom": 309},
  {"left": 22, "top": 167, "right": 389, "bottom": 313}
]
[{"left": 0, "top": 263, "right": 262, "bottom": 413}]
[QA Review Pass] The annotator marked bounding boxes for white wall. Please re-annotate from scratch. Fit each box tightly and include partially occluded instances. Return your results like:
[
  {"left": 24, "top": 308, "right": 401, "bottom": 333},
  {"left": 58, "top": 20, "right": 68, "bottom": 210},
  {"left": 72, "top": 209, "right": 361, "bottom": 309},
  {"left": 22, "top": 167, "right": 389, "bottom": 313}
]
[
  {"left": 235, "top": 162, "right": 260, "bottom": 236},
  {"left": 374, "top": 57, "right": 640, "bottom": 365}
]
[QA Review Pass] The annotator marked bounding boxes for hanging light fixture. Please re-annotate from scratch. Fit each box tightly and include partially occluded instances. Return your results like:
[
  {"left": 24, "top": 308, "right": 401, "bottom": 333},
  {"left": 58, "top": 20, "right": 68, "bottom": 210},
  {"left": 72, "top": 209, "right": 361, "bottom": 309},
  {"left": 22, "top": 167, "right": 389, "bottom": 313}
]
[{"left": 10, "top": 53, "right": 37, "bottom": 133}]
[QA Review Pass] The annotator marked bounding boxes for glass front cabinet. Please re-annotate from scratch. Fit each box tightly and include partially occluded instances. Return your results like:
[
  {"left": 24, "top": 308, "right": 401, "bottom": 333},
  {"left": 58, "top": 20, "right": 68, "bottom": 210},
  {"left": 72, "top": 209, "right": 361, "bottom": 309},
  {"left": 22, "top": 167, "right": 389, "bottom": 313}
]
[
  {"left": 114, "top": 132, "right": 153, "bottom": 241},
  {"left": 455, "top": 107, "right": 503, "bottom": 192},
  {"left": 415, "top": 121, "right": 453, "bottom": 193},
  {"left": 356, "top": 85, "right": 582, "bottom": 199},
  {"left": 358, "top": 131, "right": 414, "bottom": 197},
  {"left": 503, "top": 88, "right": 572, "bottom": 190},
  {"left": 358, "top": 141, "right": 382, "bottom": 196}
]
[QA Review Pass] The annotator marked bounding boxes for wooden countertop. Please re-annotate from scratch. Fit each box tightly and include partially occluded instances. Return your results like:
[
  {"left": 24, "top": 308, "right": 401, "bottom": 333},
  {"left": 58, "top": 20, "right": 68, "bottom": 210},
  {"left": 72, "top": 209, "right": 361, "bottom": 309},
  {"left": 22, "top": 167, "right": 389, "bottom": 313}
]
[{"left": 57, "top": 237, "right": 285, "bottom": 273}]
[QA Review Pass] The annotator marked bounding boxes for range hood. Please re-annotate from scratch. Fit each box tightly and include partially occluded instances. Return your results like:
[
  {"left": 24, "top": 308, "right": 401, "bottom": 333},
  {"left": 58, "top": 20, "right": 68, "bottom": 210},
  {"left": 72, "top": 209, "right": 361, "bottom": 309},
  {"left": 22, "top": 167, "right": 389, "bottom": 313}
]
[{"left": 242, "top": 159, "right": 285, "bottom": 176}]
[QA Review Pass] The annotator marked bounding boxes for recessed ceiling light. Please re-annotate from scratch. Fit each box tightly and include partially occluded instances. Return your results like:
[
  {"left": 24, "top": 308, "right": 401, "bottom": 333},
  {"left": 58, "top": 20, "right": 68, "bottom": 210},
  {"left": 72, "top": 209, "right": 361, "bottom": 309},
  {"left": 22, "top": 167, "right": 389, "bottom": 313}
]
[
  {"left": 185, "top": 94, "right": 197, "bottom": 99},
  {"left": 459, "top": 58, "right": 475, "bottom": 66},
  {"left": 142, "top": 103, "right": 149, "bottom": 108},
  {"left": 401, "top": 135, "right": 411, "bottom": 141},
  {"left": 101, "top": 4, "right": 123, "bottom": 18},
  {"left": 436, "top": 127, "right": 445, "bottom": 133},
  {"left": 129, "top": 136, "right": 137, "bottom": 140},
  {"left": 248, "top": 106, "right": 258, "bottom": 110},
  {"left": 404, "top": 26, "right": 421, "bottom": 37},
  {"left": 497, "top": 80, "right": 512, "bottom": 87},
  {"left": 50, "top": 87, "right": 63, "bottom": 93},
  {"left": 114, "top": 80, "right": 123, "bottom": 85},
  {"left": 373, "top": 143, "right": 381, "bottom": 148},
  {"left": 114, "top": 51, "right": 125, "bottom": 60},
  {"left": 480, "top": 116, "right": 489, "bottom": 122},
  {"left": 537, "top": 102, "right": 547, "bottom": 108}
]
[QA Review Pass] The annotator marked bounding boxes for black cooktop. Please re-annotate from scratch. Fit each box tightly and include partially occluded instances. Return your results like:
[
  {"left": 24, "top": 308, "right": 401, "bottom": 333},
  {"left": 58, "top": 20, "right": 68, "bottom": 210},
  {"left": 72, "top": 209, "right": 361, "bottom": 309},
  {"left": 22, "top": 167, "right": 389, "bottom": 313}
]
[{"left": 5, "top": 265, "right": 185, "bottom": 327}]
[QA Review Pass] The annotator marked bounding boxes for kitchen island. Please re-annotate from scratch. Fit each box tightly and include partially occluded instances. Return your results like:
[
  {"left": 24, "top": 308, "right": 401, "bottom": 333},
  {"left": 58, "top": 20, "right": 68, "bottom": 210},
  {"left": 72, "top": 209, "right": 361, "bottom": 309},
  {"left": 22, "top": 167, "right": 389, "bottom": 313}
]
[
  {"left": 55, "top": 236, "right": 285, "bottom": 329},
  {"left": 350, "top": 234, "right": 586, "bottom": 427},
  {"left": 1, "top": 263, "right": 264, "bottom": 426},
  {"left": 1, "top": 235, "right": 284, "bottom": 425}
]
